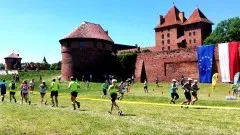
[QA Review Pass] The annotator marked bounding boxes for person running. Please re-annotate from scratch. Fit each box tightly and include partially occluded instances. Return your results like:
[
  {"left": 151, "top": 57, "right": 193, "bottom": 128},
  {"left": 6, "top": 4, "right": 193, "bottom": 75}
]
[
  {"left": 170, "top": 79, "right": 179, "bottom": 104},
  {"left": 181, "top": 78, "right": 192, "bottom": 105},
  {"left": 156, "top": 77, "right": 159, "bottom": 88},
  {"left": 29, "top": 79, "right": 35, "bottom": 94},
  {"left": 9, "top": 80, "right": 17, "bottom": 103},
  {"left": 190, "top": 80, "right": 200, "bottom": 105},
  {"left": 144, "top": 79, "right": 148, "bottom": 93},
  {"left": 39, "top": 81, "right": 48, "bottom": 105},
  {"left": 86, "top": 80, "right": 90, "bottom": 89},
  {"left": 108, "top": 79, "right": 122, "bottom": 115},
  {"left": 180, "top": 76, "right": 185, "bottom": 86},
  {"left": 50, "top": 79, "right": 60, "bottom": 107},
  {"left": 118, "top": 81, "right": 125, "bottom": 100},
  {"left": 101, "top": 80, "right": 109, "bottom": 98},
  {"left": 0, "top": 80, "right": 7, "bottom": 102},
  {"left": 68, "top": 77, "right": 81, "bottom": 110},
  {"left": 232, "top": 83, "right": 239, "bottom": 96},
  {"left": 20, "top": 80, "right": 30, "bottom": 105}
]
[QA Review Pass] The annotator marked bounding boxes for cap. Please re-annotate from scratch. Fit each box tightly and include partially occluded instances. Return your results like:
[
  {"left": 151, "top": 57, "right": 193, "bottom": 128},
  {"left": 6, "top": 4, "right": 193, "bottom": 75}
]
[
  {"left": 42, "top": 80, "right": 45, "bottom": 83},
  {"left": 112, "top": 79, "right": 117, "bottom": 83},
  {"left": 188, "top": 78, "right": 193, "bottom": 81},
  {"left": 172, "top": 79, "right": 177, "bottom": 82},
  {"left": 194, "top": 80, "right": 198, "bottom": 83}
]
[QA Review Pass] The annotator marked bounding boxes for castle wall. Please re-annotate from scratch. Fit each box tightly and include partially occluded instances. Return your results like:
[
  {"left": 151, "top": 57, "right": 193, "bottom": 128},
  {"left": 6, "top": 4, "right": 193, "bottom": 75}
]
[{"left": 135, "top": 45, "right": 240, "bottom": 82}]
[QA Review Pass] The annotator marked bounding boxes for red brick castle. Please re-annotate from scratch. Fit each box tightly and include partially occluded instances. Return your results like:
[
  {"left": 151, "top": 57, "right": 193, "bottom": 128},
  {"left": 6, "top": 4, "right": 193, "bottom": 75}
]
[{"left": 155, "top": 5, "right": 213, "bottom": 51}]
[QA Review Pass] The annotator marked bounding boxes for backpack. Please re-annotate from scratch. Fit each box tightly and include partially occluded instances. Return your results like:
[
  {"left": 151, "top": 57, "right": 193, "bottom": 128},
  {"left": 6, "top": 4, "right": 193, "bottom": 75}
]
[{"left": 11, "top": 83, "right": 16, "bottom": 90}]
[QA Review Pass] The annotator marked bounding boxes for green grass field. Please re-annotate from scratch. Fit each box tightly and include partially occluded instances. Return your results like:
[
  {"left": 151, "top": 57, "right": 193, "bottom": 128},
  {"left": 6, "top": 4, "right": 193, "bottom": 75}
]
[{"left": 0, "top": 70, "right": 240, "bottom": 135}]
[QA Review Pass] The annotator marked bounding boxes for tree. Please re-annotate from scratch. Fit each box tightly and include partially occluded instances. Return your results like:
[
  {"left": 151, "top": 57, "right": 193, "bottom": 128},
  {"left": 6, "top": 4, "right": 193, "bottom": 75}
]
[
  {"left": 50, "top": 61, "right": 61, "bottom": 70},
  {"left": 204, "top": 17, "right": 240, "bottom": 44}
]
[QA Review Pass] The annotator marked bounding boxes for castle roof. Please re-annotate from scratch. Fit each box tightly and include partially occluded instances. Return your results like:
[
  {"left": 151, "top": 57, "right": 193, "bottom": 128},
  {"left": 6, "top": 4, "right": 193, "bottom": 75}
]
[
  {"left": 155, "top": 5, "right": 186, "bottom": 29},
  {"left": 60, "top": 21, "right": 114, "bottom": 43},
  {"left": 4, "top": 53, "right": 22, "bottom": 59},
  {"left": 184, "top": 8, "right": 213, "bottom": 25}
]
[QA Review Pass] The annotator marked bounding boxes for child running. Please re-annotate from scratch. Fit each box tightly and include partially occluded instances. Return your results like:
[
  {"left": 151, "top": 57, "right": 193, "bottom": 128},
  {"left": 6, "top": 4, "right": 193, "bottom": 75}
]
[
  {"left": 181, "top": 78, "right": 192, "bottom": 105},
  {"left": 29, "top": 79, "right": 35, "bottom": 94},
  {"left": 101, "top": 80, "right": 109, "bottom": 98},
  {"left": 39, "top": 81, "right": 48, "bottom": 105},
  {"left": 170, "top": 79, "right": 179, "bottom": 104},
  {"left": 68, "top": 77, "right": 80, "bottom": 110},
  {"left": 144, "top": 79, "right": 148, "bottom": 93},
  {"left": 20, "top": 80, "right": 30, "bottom": 105},
  {"left": 50, "top": 79, "right": 60, "bottom": 107},
  {"left": 118, "top": 81, "right": 125, "bottom": 100},
  {"left": 0, "top": 80, "right": 7, "bottom": 102},
  {"left": 190, "top": 80, "right": 200, "bottom": 105},
  {"left": 9, "top": 80, "right": 17, "bottom": 103},
  {"left": 108, "top": 79, "right": 122, "bottom": 115}
]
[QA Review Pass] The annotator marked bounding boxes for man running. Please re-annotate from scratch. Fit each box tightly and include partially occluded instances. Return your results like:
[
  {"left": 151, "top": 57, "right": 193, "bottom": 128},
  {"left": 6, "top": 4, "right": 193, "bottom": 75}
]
[
  {"left": 108, "top": 79, "right": 122, "bottom": 115},
  {"left": 118, "top": 81, "right": 125, "bottom": 100},
  {"left": 50, "top": 79, "right": 59, "bottom": 107},
  {"left": 68, "top": 77, "right": 80, "bottom": 110},
  {"left": 191, "top": 80, "right": 200, "bottom": 105},
  {"left": 170, "top": 79, "right": 179, "bottom": 104},
  {"left": 9, "top": 80, "right": 17, "bottom": 103},
  {"left": 181, "top": 78, "right": 192, "bottom": 105},
  {"left": 144, "top": 79, "right": 148, "bottom": 93},
  {"left": 29, "top": 79, "right": 35, "bottom": 94},
  {"left": 0, "top": 80, "right": 7, "bottom": 102},
  {"left": 101, "top": 80, "right": 109, "bottom": 98}
]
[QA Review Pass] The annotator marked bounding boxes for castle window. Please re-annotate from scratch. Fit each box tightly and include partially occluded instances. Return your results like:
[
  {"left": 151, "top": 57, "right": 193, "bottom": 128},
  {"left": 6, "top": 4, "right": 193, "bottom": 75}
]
[
  {"left": 162, "top": 47, "right": 165, "bottom": 51},
  {"left": 189, "top": 40, "right": 192, "bottom": 44},
  {"left": 93, "top": 42, "right": 97, "bottom": 47},
  {"left": 193, "top": 31, "right": 196, "bottom": 36},
  {"left": 161, "top": 34, "right": 164, "bottom": 39},
  {"left": 167, "top": 33, "right": 170, "bottom": 38},
  {"left": 168, "top": 46, "right": 170, "bottom": 50},
  {"left": 167, "top": 39, "right": 170, "bottom": 44},
  {"left": 80, "top": 42, "right": 84, "bottom": 47},
  {"left": 194, "top": 39, "right": 196, "bottom": 43},
  {"left": 189, "top": 32, "right": 192, "bottom": 36},
  {"left": 162, "top": 40, "right": 164, "bottom": 45}
]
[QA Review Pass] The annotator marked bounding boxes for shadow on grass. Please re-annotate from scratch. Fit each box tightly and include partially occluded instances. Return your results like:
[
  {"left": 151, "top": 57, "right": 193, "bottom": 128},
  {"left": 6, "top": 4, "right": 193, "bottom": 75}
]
[{"left": 120, "top": 114, "right": 137, "bottom": 117}]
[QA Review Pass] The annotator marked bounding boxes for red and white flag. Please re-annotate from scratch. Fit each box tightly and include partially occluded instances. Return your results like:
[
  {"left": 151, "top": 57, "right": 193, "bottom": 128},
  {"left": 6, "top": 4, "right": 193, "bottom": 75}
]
[{"left": 218, "top": 42, "right": 240, "bottom": 82}]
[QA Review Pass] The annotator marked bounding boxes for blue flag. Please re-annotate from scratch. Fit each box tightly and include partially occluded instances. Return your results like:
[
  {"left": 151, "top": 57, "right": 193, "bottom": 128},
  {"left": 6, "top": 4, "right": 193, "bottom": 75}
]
[{"left": 197, "top": 45, "right": 215, "bottom": 83}]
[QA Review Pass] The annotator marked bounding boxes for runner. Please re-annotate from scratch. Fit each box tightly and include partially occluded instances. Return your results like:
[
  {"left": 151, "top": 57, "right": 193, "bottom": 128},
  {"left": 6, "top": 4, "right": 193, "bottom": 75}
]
[
  {"left": 0, "top": 80, "right": 7, "bottom": 102},
  {"left": 144, "top": 79, "right": 148, "bottom": 93},
  {"left": 231, "top": 83, "right": 238, "bottom": 96},
  {"left": 108, "top": 79, "right": 122, "bottom": 115},
  {"left": 180, "top": 76, "right": 185, "bottom": 86},
  {"left": 181, "top": 78, "right": 192, "bottom": 105},
  {"left": 20, "top": 80, "right": 30, "bottom": 105},
  {"left": 9, "top": 80, "right": 17, "bottom": 103},
  {"left": 50, "top": 79, "right": 59, "bottom": 107},
  {"left": 156, "top": 77, "right": 159, "bottom": 88},
  {"left": 170, "top": 79, "right": 179, "bottom": 104},
  {"left": 101, "top": 80, "right": 109, "bottom": 98},
  {"left": 68, "top": 77, "right": 80, "bottom": 110},
  {"left": 118, "top": 81, "right": 125, "bottom": 100},
  {"left": 190, "top": 80, "right": 200, "bottom": 105},
  {"left": 39, "top": 81, "right": 48, "bottom": 105},
  {"left": 29, "top": 79, "right": 35, "bottom": 94}
]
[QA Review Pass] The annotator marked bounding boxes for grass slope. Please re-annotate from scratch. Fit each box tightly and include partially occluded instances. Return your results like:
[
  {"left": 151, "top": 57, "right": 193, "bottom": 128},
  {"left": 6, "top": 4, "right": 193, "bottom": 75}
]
[{"left": 0, "top": 70, "right": 239, "bottom": 134}]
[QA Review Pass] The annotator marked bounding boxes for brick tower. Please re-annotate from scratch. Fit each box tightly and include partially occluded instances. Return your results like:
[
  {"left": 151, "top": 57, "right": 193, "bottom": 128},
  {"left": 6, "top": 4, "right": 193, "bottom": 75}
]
[{"left": 4, "top": 53, "right": 22, "bottom": 70}]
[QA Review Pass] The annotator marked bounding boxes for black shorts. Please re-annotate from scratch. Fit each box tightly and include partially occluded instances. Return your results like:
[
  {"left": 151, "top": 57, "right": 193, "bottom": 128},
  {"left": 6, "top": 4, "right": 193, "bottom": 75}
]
[
  {"left": 171, "top": 93, "right": 179, "bottom": 99},
  {"left": 144, "top": 86, "right": 148, "bottom": 89},
  {"left": 184, "top": 92, "right": 191, "bottom": 100},
  {"left": 110, "top": 93, "right": 117, "bottom": 102},
  {"left": 71, "top": 91, "right": 78, "bottom": 97},
  {"left": 51, "top": 91, "right": 58, "bottom": 97},
  {"left": 10, "top": 92, "right": 16, "bottom": 95},
  {"left": 1, "top": 89, "right": 6, "bottom": 95},
  {"left": 103, "top": 89, "right": 107, "bottom": 95},
  {"left": 192, "top": 91, "right": 197, "bottom": 97},
  {"left": 40, "top": 92, "right": 46, "bottom": 95}
]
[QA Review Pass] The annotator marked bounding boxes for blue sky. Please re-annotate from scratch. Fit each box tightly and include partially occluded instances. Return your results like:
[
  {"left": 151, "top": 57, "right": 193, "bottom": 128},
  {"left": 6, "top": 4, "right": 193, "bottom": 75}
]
[{"left": 0, "top": 0, "right": 239, "bottom": 64}]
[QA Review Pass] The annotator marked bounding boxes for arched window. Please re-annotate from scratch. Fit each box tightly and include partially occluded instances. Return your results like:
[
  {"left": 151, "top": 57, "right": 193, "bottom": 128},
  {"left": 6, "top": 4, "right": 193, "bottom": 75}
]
[
  {"left": 189, "top": 40, "right": 192, "bottom": 44},
  {"left": 194, "top": 39, "right": 196, "bottom": 43},
  {"left": 167, "top": 39, "right": 170, "bottom": 44},
  {"left": 167, "top": 33, "right": 170, "bottom": 38},
  {"left": 193, "top": 31, "right": 196, "bottom": 36},
  {"left": 162, "top": 40, "right": 164, "bottom": 45},
  {"left": 189, "top": 32, "right": 192, "bottom": 36},
  {"left": 161, "top": 34, "right": 164, "bottom": 39},
  {"left": 168, "top": 46, "right": 170, "bottom": 50},
  {"left": 162, "top": 47, "right": 165, "bottom": 51}
]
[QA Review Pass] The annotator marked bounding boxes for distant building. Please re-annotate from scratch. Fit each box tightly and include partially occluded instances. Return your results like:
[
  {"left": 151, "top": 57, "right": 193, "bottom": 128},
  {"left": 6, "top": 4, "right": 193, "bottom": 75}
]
[
  {"left": 60, "top": 21, "right": 136, "bottom": 81},
  {"left": 154, "top": 5, "right": 213, "bottom": 51},
  {"left": 4, "top": 53, "right": 22, "bottom": 70}
]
